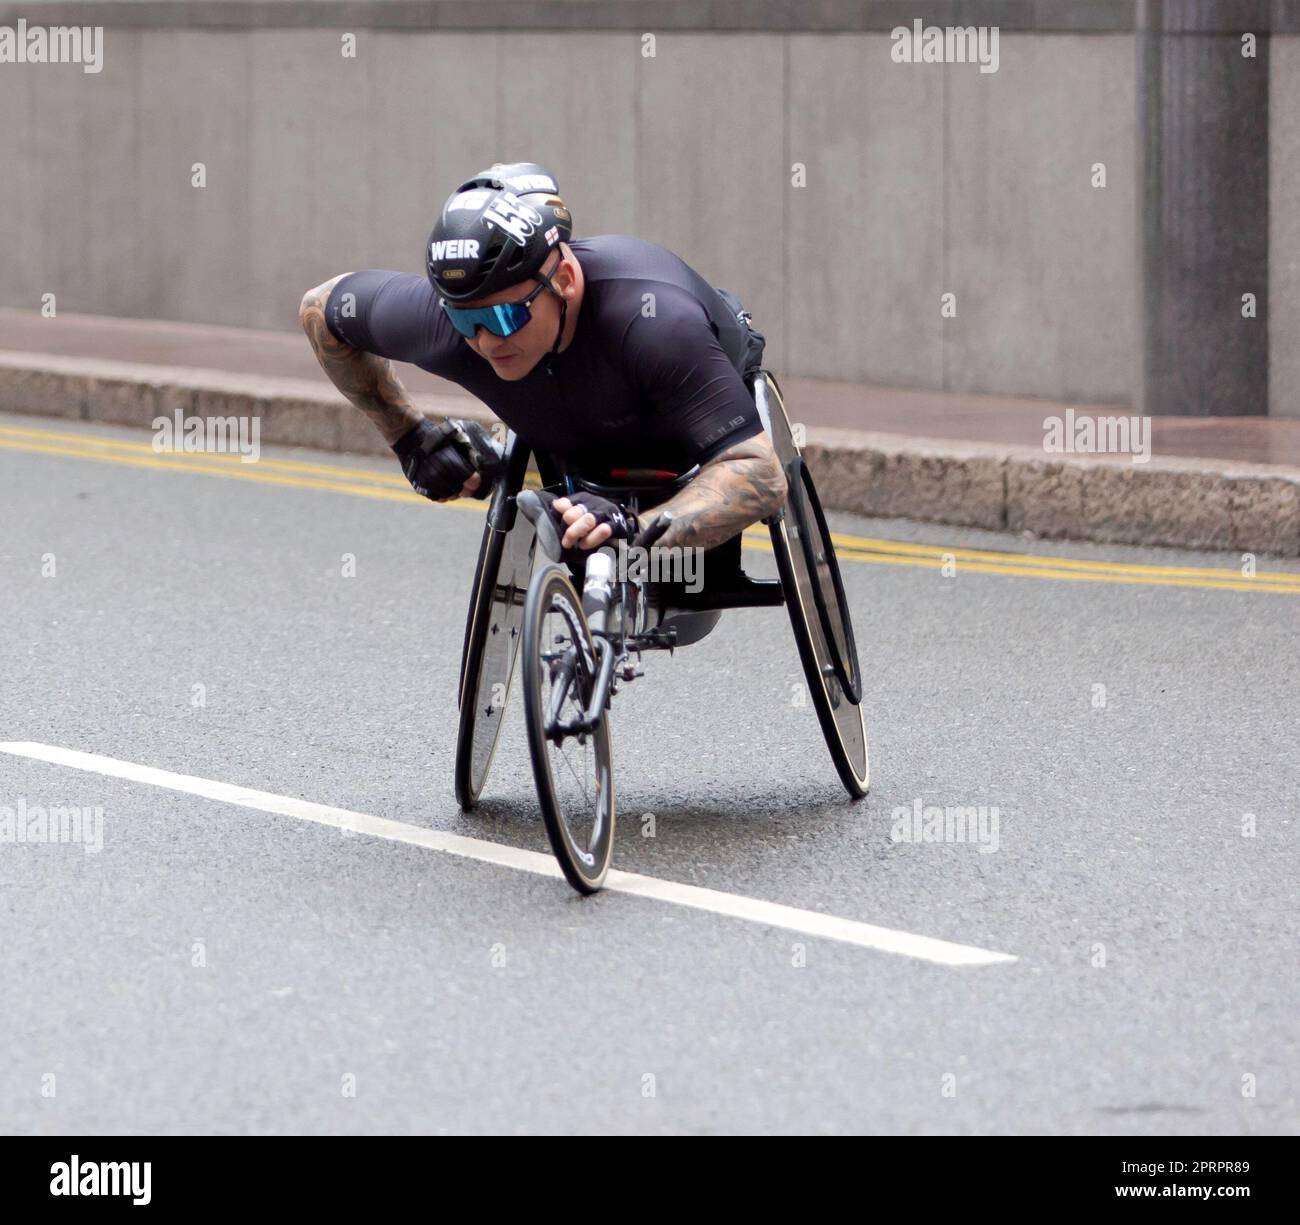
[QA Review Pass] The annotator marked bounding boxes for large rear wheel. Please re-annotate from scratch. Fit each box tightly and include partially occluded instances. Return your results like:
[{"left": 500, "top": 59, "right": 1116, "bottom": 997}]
[
  {"left": 786, "top": 456, "right": 862, "bottom": 705},
  {"left": 752, "top": 372, "right": 869, "bottom": 798}
]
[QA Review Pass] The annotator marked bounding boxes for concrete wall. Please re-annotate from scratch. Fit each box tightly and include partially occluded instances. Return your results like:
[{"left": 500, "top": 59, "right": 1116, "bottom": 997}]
[
  {"left": 1271, "top": 36, "right": 1300, "bottom": 419},
  {"left": 0, "top": 20, "right": 1140, "bottom": 403}
]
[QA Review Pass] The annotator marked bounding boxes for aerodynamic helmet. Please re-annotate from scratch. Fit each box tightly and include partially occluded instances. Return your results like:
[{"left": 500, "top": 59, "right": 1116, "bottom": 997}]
[{"left": 425, "top": 162, "right": 573, "bottom": 303}]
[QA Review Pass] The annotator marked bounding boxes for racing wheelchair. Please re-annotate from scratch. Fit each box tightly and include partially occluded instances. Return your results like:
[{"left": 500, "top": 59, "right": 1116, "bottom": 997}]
[{"left": 453, "top": 370, "right": 868, "bottom": 893}]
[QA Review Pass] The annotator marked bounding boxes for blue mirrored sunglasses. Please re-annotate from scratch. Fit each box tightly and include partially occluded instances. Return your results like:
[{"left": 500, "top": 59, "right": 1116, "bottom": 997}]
[{"left": 442, "top": 277, "right": 551, "bottom": 340}]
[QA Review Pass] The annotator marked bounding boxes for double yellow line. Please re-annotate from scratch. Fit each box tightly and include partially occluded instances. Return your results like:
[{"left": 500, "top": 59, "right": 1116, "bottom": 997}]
[
  {"left": 3, "top": 421, "right": 1299, "bottom": 596},
  {"left": 0, "top": 420, "right": 422, "bottom": 504},
  {"left": 814, "top": 533, "right": 1300, "bottom": 595}
]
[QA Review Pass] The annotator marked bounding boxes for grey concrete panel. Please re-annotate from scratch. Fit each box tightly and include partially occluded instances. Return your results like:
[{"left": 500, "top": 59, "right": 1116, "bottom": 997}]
[
  {"left": 0, "top": 23, "right": 1231, "bottom": 411},
  {"left": 0, "top": 2, "right": 1150, "bottom": 35},
  {"left": 248, "top": 29, "right": 377, "bottom": 330},
  {"left": 786, "top": 33, "right": 945, "bottom": 390},
  {"left": 944, "top": 33, "right": 1137, "bottom": 403},
  {"left": 362, "top": 31, "right": 503, "bottom": 276},
  {"left": 78, "top": 31, "right": 148, "bottom": 318},
  {"left": 136, "top": 30, "right": 254, "bottom": 326},
  {"left": 636, "top": 33, "right": 786, "bottom": 368},
  {"left": 500, "top": 31, "right": 639, "bottom": 240},
  {"left": 0, "top": 53, "right": 39, "bottom": 311},
  {"left": 1271, "top": 36, "right": 1300, "bottom": 419},
  {"left": 5, "top": 36, "right": 145, "bottom": 318}
]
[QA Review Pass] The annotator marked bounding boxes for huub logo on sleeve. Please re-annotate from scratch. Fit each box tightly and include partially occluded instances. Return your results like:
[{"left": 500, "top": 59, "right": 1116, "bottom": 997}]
[
  {"left": 0, "top": 20, "right": 104, "bottom": 73},
  {"left": 50, "top": 1155, "right": 151, "bottom": 1205}
]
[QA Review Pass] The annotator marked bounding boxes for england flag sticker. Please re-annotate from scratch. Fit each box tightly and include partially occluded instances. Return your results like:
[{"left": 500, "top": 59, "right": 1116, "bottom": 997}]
[{"left": 544, "top": 225, "right": 559, "bottom": 246}]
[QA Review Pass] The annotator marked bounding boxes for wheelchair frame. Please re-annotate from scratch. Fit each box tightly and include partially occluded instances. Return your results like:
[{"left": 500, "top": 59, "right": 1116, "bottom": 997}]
[{"left": 452, "top": 368, "right": 869, "bottom": 814}]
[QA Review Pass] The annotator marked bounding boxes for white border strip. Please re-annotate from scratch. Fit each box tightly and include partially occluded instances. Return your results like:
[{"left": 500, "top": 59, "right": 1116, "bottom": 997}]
[{"left": 0, "top": 741, "right": 1016, "bottom": 968}]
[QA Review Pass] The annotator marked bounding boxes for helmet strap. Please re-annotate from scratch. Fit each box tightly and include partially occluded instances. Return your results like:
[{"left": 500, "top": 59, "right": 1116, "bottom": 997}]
[
  {"left": 550, "top": 298, "right": 568, "bottom": 356},
  {"left": 531, "top": 248, "right": 569, "bottom": 357}
]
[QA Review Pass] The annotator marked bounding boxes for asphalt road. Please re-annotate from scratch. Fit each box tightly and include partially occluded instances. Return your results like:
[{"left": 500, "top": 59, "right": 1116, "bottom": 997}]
[{"left": 1, "top": 414, "right": 1297, "bottom": 1135}]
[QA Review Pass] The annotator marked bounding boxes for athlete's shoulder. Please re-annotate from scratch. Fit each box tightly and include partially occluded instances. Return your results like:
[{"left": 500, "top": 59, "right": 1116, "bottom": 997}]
[
  {"left": 575, "top": 236, "right": 716, "bottom": 327},
  {"left": 327, "top": 269, "right": 455, "bottom": 367},
  {"left": 329, "top": 269, "right": 438, "bottom": 322},
  {"left": 570, "top": 235, "right": 700, "bottom": 288}
]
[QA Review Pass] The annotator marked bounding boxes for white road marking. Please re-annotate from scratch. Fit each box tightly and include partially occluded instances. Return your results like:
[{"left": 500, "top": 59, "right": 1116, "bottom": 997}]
[{"left": 0, "top": 741, "right": 1017, "bottom": 968}]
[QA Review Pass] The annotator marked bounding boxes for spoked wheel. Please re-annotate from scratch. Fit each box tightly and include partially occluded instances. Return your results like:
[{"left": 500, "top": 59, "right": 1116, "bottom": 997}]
[
  {"left": 751, "top": 371, "right": 870, "bottom": 798},
  {"left": 521, "top": 565, "right": 615, "bottom": 893},
  {"left": 454, "top": 436, "right": 536, "bottom": 810}
]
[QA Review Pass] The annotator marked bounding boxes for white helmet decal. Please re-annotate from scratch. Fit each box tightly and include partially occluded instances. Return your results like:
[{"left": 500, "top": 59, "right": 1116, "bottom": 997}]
[{"left": 481, "top": 191, "right": 543, "bottom": 246}]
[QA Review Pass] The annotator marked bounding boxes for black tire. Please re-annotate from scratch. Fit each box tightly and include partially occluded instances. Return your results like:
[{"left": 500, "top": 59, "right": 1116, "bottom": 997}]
[
  {"left": 751, "top": 371, "right": 870, "bottom": 799},
  {"left": 454, "top": 437, "right": 536, "bottom": 810},
  {"left": 521, "top": 565, "right": 615, "bottom": 893},
  {"left": 786, "top": 456, "right": 862, "bottom": 705}
]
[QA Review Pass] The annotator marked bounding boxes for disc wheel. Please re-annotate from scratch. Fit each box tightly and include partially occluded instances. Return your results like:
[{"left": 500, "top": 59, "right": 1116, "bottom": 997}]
[
  {"left": 752, "top": 371, "right": 870, "bottom": 798},
  {"left": 454, "top": 438, "right": 536, "bottom": 810},
  {"left": 786, "top": 456, "right": 862, "bottom": 705}
]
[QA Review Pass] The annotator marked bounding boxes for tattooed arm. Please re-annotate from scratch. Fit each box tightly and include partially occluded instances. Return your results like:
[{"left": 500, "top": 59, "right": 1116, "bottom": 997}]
[
  {"left": 298, "top": 275, "right": 424, "bottom": 446},
  {"left": 653, "top": 431, "right": 786, "bottom": 551}
]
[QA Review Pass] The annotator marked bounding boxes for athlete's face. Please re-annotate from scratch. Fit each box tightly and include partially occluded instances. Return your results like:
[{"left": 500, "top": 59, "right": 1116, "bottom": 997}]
[{"left": 461, "top": 246, "right": 578, "bottom": 381}]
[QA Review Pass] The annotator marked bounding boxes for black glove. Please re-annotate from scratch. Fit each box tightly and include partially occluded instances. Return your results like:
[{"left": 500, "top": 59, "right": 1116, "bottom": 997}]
[
  {"left": 453, "top": 420, "right": 505, "bottom": 492},
  {"left": 516, "top": 489, "right": 640, "bottom": 564},
  {"left": 392, "top": 418, "right": 503, "bottom": 501}
]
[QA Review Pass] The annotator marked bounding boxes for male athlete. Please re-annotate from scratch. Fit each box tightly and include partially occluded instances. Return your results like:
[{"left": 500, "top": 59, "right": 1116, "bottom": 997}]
[{"left": 298, "top": 162, "right": 785, "bottom": 556}]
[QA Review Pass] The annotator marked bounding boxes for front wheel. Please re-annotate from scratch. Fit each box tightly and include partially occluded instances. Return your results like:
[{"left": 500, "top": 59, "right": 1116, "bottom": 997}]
[
  {"left": 521, "top": 565, "right": 615, "bottom": 893},
  {"left": 454, "top": 435, "right": 535, "bottom": 810}
]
